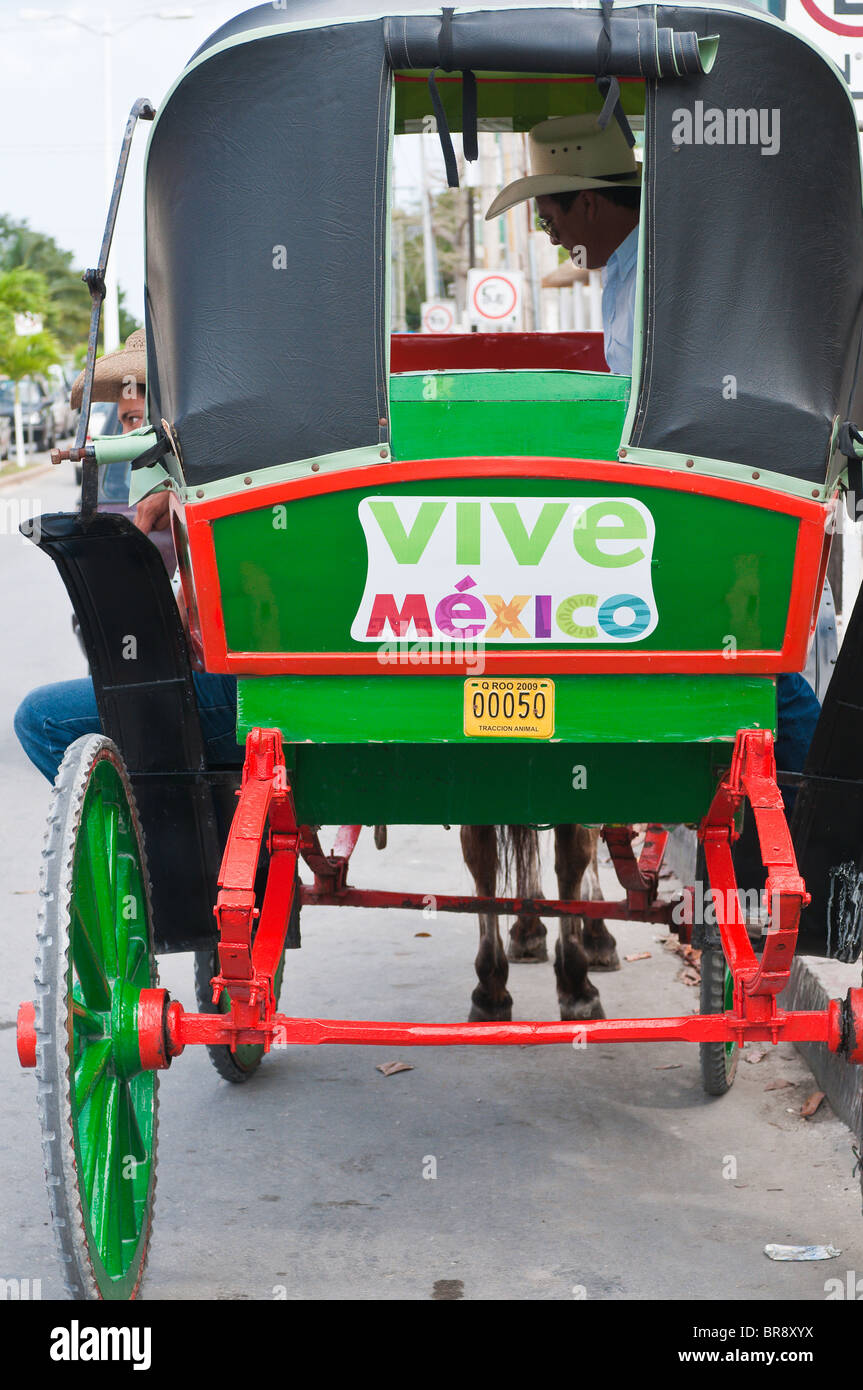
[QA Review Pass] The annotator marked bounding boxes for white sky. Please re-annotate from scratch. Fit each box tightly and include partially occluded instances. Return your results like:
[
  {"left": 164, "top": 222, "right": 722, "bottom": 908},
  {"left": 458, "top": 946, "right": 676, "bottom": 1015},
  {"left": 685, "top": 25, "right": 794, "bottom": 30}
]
[
  {"left": 0, "top": 1, "right": 286, "bottom": 322},
  {"left": 0, "top": 0, "right": 445, "bottom": 330}
]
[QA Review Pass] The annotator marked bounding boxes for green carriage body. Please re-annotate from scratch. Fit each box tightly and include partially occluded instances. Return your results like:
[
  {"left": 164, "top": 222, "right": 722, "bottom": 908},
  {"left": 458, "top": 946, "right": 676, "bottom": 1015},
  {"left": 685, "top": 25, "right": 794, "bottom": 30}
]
[
  {"left": 124, "top": 0, "right": 858, "bottom": 831},
  {"left": 172, "top": 363, "right": 824, "bottom": 826}
]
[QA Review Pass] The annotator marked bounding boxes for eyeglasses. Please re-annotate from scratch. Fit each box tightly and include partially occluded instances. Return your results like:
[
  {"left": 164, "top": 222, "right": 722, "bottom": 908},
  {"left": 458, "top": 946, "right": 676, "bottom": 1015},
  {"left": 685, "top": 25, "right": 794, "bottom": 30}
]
[{"left": 536, "top": 193, "right": 583, "bottom": 239}]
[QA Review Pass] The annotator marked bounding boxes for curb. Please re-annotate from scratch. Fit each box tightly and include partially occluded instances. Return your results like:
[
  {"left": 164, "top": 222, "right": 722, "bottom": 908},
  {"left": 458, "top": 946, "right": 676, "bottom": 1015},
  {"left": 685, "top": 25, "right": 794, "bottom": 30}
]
[
  {"left": 665, "top": 827, "right": 861, "bottom": 1133},
  {"left": 779, "top": 955, "right": 862, "bottom": 1136},
  {"left": 0, "top": 461, "right": 56, "bottom": 490}
]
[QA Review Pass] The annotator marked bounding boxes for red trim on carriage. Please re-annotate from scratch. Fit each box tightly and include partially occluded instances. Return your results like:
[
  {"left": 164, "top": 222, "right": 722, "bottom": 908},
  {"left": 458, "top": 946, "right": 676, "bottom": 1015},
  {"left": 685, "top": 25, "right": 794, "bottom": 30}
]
[{"left": 179, "top": 457, "right": 832, "bottom": 678}]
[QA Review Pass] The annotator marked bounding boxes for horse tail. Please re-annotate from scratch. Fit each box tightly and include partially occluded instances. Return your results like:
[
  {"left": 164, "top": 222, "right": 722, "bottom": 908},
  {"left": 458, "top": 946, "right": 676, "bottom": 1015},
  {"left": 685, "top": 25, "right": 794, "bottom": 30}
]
[{"left": 495, "top": 825, "right": 542, "bottom": 898}]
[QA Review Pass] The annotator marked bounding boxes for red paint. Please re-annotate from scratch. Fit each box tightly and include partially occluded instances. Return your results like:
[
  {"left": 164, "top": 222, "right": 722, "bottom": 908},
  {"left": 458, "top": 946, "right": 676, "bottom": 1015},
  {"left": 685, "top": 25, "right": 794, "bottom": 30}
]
[
  {"left": 137, "top": 989, "right": 172, "bottom": 1070},
  {"left": 21, "top": 727, "right": 862, "bottom": 1073},
  {"left": 699, "top": 729, "right": 809, "bottom": 1040},
  {"left": 391, "top": 330, "right": 608, "bottom": 372},
  {"left": 184, "top": 457, "right": 827, "bottom": 677},
  {"left": 298, "top": 884, "right": 677, "bottom": 923},
  {"left": 209, "top": 728, "right": 300, "bottom": 1040},
  {"left": 602, "top": 824, "right": 669, "bottom": 912},
  {"left": 132, "top": 729, "right": 860, "bottom": 1065},
  {"left": 170, "top": 1008, "right": 835, "bottom": 1049},
  {"left": 16, "top": 1000, "right": 36, "bottom": 1068}
]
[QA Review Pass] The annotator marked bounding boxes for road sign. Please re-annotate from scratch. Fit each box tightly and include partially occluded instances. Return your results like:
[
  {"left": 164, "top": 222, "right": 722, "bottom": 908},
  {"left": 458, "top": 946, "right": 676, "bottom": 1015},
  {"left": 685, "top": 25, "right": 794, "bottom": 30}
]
[
  {"left": 784, "top": 0, "right": 863, "bottom": 111},
  {"left": 14, "top": 313, "right": 43, "bottom": 336},
  {"left": 467, "top": 270, "right": 523, "bottom": 329},
  {"left": 421, "top": 300, "right": 457, "bottom": 333}
]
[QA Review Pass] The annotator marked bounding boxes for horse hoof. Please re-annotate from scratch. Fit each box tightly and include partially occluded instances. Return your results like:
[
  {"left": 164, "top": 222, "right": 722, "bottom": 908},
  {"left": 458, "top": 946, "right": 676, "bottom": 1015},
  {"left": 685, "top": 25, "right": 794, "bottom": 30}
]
[
  {"left": 583, "top": 948, "right": 621, "bottom": 972},
  {"left": 507, "top": 934, "right": 549, "bottom": 964},
  {"left": 468, "top": 998, "right": 513, "bottom": 1023},
  {"left": 559, "top": 996, "right": 605, "bottom": 1022}
]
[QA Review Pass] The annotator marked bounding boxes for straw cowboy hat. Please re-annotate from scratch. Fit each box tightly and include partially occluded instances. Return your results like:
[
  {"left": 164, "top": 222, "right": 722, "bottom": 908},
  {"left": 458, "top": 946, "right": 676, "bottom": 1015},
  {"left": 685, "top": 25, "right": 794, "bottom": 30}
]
[
  {"left": 485, "top": 113, "right": 641, "bottom": 220},
  {"left": 70, "top": 329, "right": 146, "bottom": 410}
]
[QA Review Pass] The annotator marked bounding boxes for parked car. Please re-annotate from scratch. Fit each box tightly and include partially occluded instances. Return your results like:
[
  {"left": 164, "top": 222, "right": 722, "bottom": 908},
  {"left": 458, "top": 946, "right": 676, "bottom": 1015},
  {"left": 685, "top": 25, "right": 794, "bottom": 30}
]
[
  {"left": 0, "top": 376, "right": 56, "bottom": 452},
  {"left": 42, "top": 365, "right": 79, "bottom": 440},
  {"left": 0, "top": 412, "right": 11, "bottom": 461}
]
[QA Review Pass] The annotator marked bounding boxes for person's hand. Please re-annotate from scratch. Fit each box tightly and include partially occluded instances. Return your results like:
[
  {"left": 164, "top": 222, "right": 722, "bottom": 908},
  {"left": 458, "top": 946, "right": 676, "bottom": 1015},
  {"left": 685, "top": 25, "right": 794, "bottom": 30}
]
[{"left": 134, "top": 490, "right": 171, "bottom": 533}]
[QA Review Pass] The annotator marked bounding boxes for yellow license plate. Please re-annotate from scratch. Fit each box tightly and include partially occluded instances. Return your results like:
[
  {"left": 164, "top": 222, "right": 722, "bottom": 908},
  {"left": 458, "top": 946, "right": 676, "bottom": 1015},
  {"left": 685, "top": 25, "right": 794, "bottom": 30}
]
[{"left": 464, "top": 679, "right": 555, "bottom": 739}]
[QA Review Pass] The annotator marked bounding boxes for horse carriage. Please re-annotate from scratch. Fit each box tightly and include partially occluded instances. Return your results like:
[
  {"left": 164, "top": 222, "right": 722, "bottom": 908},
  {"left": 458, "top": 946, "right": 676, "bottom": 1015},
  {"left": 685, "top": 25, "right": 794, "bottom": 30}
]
[{"left": 15, "top": 0, "right": 863, "bottom": 1299}]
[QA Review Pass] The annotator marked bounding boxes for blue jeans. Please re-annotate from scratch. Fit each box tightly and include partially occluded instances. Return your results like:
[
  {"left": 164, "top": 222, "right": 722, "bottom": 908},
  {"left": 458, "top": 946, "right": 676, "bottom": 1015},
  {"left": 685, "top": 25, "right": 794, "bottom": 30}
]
[
  {"left": 775, "top": 671, "right": 821, "bottom": 811},
  {"left": 14, "top": 673, "right": 241, "bottom": 782}
]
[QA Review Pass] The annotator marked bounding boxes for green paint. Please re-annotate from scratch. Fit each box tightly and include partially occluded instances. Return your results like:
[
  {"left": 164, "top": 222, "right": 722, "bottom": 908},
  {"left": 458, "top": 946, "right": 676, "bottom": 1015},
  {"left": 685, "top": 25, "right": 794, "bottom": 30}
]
[
  {"left": 491, "top": 501, "right": 567, "bottom": 564},
  {"left": 213, "top": 475, "right": 798, "bottom": 656},
  {"left": 556, "top": 594, "right": 598, "bottom": 638},
  {"left": 456, "top": 501, "right": 481, "bottom": 564},
  {"left": 390, "top": 370, "right": 628, "bottom": 463},
  {"left": 572, "top": 500, "right": 647, "bottom": 568},
  {"left": 68, "top": 758, "right": 155, "bottom": 1299},
  {"left": 281, "top": 742, "right": 727, "bottom": 826},
  {"left": 237, "top": 674, "right": 776, "bottom": 745},
  {"left": 368, "top": 499, "right": 445, "bottom": 563},
  {"left": 394, "top": 69, "right": 646, "bottom": 134},
  {"left": 620, "top": 443, "right": 833, "bottom": 504}
]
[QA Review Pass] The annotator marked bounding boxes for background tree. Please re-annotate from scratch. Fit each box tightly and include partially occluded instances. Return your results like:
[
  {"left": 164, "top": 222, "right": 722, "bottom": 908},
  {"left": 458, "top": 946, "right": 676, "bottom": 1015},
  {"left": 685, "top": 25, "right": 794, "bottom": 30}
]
[
  {"left": 0, "top": 267, "right": 62, "bottom": 465},
  {"left": 0, "top": 215, "right": 138, "bottom": 356}
]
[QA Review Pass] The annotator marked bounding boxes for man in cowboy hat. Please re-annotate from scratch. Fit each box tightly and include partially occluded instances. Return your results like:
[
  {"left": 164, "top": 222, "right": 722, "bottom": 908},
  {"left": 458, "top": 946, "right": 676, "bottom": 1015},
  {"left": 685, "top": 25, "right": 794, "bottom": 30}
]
[
  {"left": 486, "top": 112, "right": 641, "bottom": 374},
  {"left": 70, "top": 329, "right": 168, "bottom": 533},
  {"left": 490, "top": 113, "right": 832, "bottom": 862}
]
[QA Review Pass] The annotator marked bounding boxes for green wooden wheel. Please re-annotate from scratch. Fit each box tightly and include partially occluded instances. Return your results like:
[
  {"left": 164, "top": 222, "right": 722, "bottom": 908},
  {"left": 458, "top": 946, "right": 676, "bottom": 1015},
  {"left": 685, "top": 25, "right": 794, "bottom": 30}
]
[
  {"left": 35, "top": 735, "right": 158, "bottom": 1299},
  {"left": 699, "top": 946, "right": 739, "bottom": 1096}
]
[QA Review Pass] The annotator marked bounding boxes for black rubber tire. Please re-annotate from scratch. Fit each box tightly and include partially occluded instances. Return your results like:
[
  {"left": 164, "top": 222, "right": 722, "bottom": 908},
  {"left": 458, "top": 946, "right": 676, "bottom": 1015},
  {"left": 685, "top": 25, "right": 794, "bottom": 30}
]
[
  {"left": 34, "top": 734, "right": 158, "bottom": 1299},
  {"left": 699, "top": 944, "right": 739, "bottom": 1096},
  {"left": 193, "top": 874, "right": 298, "bottom": 1083}
]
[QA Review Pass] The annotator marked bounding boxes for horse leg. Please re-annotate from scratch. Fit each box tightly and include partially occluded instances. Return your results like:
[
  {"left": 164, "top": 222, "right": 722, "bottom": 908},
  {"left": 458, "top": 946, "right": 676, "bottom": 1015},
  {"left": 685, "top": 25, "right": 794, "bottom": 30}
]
[
  {"left": 553, "top": 824, "right": 604, "bottom": 1021},
  {"left": 579, "top": 829, "right": 620, "bottom": 971},
  {"left": 460, "top": 825, "right": 512, "bottom": 1023},
  {"left": 506, "top": 825, "right": 548, "bottom": 963}
]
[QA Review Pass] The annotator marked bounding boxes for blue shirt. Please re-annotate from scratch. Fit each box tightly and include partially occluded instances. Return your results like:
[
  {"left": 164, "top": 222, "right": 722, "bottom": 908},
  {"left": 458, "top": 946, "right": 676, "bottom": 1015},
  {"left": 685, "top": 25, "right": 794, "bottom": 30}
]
[{"left": 600, "top": 225, "right": 639, "bottom": 376}]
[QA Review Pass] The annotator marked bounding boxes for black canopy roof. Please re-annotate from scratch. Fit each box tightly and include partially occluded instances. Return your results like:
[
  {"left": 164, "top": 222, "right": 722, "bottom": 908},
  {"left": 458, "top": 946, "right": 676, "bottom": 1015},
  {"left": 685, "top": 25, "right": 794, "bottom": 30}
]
[{"left": 144, "top": 2, "right": 863, "bottom": 491}]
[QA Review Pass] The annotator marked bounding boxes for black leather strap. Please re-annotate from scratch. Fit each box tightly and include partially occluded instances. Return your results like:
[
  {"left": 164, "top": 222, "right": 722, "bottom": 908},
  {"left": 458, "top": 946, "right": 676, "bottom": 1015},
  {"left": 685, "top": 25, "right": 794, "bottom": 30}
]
[
  {"left": 595, "top": 1, "right": 636, "bottom": 147},
  {"left": 130, "top": 425, "right": 172, "bottom": 471},
  {"left": 462, "top": 67, "right": 478, "bottom": 163},
  {"left": 427, "top": 69, "right": 459, "bottom": 187},
  {"left": 428, "top": 8, "right": 478, "bottom": 187}
]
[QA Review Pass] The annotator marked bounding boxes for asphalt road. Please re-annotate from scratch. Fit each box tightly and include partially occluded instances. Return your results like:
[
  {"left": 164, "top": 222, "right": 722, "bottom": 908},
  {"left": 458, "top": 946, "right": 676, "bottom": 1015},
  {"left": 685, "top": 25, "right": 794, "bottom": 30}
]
[{"left": 1, "top": 463, "right": 862, "bottom": 1303}]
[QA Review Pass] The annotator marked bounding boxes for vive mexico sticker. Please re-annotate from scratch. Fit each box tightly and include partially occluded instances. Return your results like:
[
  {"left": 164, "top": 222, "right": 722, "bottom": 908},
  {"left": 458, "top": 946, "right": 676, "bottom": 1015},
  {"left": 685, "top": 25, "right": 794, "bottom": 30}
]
[{"left": 350, "top": 496, "right": 658, "bottom": 644}]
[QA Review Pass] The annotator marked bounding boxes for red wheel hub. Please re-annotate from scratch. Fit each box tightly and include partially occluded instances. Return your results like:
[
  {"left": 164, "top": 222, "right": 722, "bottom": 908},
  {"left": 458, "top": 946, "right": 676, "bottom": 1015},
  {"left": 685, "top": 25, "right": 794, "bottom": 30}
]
[{"left": 17, "top": 1000, "right": 36, "bottom": 1068}]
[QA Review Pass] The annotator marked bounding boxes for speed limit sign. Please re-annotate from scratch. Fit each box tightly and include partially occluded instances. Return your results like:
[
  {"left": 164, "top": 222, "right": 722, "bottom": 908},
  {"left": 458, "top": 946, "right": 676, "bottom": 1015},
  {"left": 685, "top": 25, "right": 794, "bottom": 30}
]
[
  {"left": 467, "top": 270, "right": 523, "bottom": 328},
  {"left": 421, "top": 300, "right": 457, "bottom": 333},
  {"left": 785, "top": 0, "right": 863, "bottom": 110}
]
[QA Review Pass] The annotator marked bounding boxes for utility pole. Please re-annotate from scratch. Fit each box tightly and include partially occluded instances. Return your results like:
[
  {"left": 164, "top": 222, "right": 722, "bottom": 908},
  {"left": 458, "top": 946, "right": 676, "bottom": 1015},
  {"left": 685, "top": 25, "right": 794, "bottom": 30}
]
[
  {"left": 419, "top": 134, "right": 440, "bottom": 302},
  {"left": 20, "top": 7, "right": 194, "bottom": 349}
]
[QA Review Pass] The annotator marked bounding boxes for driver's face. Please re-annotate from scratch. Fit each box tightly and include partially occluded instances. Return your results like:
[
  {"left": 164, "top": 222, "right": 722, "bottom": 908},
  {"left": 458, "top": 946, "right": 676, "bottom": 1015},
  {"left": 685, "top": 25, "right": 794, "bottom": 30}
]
[
  {"left": 534, "top": 194, "right": 576, "bottom": 247},
  {"left": 118, "top": 390, "right": 146, "bottom": 433},
  {"left": 534, "top": 192, "right": 595, "bottom": 268}
]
